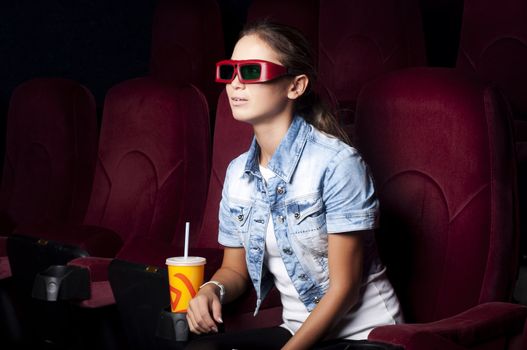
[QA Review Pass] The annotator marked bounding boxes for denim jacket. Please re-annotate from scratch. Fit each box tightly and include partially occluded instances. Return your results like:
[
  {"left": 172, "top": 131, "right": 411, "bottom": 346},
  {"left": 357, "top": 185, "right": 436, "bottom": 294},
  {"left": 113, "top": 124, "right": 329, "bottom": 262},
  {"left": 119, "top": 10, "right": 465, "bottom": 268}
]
[{"left": 218, "top": 116, "right": 379, "bottom": 315}]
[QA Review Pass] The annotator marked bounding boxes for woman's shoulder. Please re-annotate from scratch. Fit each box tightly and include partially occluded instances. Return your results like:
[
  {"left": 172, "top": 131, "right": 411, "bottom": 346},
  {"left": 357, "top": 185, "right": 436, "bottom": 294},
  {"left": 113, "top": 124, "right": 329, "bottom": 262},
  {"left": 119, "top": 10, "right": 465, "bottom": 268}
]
[
  {"left": 307, "top": 126, "right": 361, "bottom": 161},
  {"left": 225, "top": 151, "right": 250, "bottom": 178}
]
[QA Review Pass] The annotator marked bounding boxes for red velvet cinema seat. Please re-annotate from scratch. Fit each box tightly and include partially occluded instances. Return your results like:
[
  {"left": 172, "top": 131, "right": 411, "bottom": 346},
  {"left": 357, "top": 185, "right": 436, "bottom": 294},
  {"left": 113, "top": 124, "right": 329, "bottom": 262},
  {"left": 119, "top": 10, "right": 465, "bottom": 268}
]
[
  {"left": 456, "top": 0, "right": 527, "bottom": 265},
  {"left": 66, "top": 76, "right": 211, "bottom": 302},
  {"left": 7, "top": 77, "right": 211, "bottom": 348},
  {"left": 108, "top": 90, "right": 282, "bottom": 350},
  {"left": 457, "top": 0, "right": 527, "bottom": 121},
  {"left": 0, "top": 78, "right": 97, "bottom": 281},
  {"left": 318, "top": 0, "right": 426, "bottom": 138},
  {"left": 354, "top": 67, "right": 527, "bottom": 349},
  {"left": 149, "top": 0, "right": 224, "bottom": 109},
  {"left": 0, "top": 78, "right": 97, "bottom": 348}
]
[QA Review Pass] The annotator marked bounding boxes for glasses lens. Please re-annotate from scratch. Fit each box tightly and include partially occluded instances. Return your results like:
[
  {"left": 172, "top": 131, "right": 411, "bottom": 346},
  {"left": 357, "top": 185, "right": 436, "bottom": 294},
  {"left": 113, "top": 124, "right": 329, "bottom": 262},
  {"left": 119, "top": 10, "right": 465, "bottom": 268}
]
[
  {"left": 219, "top": 65, "right": 235, "bottom": 80},
  {"left": 240, "top": 64, "right": 261, "bottom": 80}
]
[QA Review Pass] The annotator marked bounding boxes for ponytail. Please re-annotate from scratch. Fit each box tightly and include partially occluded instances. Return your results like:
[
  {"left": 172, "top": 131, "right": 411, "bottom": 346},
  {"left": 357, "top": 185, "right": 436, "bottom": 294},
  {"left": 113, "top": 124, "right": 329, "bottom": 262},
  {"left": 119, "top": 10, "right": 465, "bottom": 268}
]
[{"left": 296, "top": 86, "right": 351, "bottom": 145}]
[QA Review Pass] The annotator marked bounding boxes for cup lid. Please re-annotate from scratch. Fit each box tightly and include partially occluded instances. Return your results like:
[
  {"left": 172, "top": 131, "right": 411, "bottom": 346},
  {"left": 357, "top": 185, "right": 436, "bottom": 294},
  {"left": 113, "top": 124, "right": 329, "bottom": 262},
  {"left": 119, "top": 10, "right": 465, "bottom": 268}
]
[{"left": 165, "top": 256, "right": 206, "bottom": 266}]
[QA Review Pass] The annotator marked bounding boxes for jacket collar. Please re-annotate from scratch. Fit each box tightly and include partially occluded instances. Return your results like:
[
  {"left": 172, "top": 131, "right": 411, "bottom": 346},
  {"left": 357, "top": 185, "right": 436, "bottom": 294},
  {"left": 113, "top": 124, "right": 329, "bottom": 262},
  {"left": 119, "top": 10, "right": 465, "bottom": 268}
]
[{"left": 244, "top": 115, "right": 310, "bottom": 183}]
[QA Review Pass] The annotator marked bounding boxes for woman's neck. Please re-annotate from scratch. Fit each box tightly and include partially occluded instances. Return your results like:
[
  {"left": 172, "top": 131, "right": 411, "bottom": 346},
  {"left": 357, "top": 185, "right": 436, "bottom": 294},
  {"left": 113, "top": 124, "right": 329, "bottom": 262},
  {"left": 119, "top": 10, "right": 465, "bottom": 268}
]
[{"left": 254, "top": 115, "right": 293, "bottom": 167}]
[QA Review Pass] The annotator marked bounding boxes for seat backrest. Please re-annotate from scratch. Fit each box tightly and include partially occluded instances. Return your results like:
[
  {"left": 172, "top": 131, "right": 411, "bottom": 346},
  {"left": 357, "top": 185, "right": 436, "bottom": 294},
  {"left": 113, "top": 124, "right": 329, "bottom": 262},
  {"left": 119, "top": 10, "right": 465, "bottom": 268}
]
[
  {"left": 246, "top": 0, "right": 319, "bottom": 54},
  {"left": 354, "top": 68, "right": 518, "bottom": 323},
  {"left": 83, "top": 77, "right": 210, "bottom": 247},
  {"left": 196, "top": 90, "right": 253, "bottom": 249},
  {"left": 0, "top": 78, "right": 97, "bottom": 228},
  {"left": 108, "top": 89, "right": 253, "bottom": 350},
  {"left": 456, "top": 0, "right": 527, "bottom": 119},
  {"left": 149, "top": 0, "right": 224, "bottom": 108},
  {"left": 318, "top": 0, "right": 426, "bottom": 124}
]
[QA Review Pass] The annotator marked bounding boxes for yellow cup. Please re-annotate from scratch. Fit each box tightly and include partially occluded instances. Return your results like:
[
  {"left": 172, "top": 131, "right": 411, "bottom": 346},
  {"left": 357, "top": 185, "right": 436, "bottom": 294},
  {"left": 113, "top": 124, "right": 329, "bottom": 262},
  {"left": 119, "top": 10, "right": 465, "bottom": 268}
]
[{"left": 166, "top": 256, "right": 206, "bottom": 313}]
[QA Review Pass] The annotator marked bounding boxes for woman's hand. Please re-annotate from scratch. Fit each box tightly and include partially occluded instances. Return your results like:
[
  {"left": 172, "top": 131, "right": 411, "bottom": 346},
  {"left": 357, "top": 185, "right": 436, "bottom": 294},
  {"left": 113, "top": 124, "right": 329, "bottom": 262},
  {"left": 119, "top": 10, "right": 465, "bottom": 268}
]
[
  {"left": 186, "top": 247, "right": 250, "bottom": 335},
  {"left": 187, "top": 283, "right": 223, "bottom": 334}
]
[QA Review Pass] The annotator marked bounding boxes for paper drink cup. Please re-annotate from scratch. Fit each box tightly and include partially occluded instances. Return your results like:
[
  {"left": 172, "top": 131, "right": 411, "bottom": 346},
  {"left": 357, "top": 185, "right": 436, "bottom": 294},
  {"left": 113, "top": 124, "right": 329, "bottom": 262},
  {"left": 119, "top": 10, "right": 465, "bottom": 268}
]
[{"left": 166, "top": 257, "right": 206, "bottom": 313}]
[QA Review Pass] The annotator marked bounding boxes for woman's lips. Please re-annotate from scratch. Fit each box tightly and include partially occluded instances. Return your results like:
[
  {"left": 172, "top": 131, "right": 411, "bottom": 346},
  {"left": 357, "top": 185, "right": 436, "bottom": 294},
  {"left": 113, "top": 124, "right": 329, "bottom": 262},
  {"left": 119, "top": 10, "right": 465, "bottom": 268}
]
[{"left": 231, "top": 96, "right": 248, "bottom": 106}]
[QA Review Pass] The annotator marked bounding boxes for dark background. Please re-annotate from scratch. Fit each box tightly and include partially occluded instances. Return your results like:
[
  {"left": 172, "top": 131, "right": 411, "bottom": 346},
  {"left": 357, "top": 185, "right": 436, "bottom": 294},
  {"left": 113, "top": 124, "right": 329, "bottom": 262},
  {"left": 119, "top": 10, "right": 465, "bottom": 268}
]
[{"left": 0, "top": 0, "right": 463, "bottom": 162}]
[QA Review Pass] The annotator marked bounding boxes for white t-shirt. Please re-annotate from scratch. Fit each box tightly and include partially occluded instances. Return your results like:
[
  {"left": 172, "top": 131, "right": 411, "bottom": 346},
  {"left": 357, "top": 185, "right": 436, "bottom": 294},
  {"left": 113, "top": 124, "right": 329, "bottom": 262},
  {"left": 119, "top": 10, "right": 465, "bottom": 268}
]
[{"left": 260, "top": 165, "right": 403, "bottom": 340}]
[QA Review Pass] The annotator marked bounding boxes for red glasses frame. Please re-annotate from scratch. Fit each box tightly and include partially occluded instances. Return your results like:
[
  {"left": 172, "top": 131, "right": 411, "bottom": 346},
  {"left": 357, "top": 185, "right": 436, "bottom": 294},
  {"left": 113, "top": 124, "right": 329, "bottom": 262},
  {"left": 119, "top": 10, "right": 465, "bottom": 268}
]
[{"left": 215, "top": 59, "right": 292, "bottom": 83}]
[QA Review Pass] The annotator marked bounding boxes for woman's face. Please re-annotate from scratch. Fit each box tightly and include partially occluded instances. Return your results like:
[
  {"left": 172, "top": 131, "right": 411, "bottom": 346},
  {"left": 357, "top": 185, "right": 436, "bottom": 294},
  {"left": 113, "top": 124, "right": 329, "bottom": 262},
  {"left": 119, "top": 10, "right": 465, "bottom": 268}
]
[{"left": 226, "top": 34, "right": 294, "bottom": 125}]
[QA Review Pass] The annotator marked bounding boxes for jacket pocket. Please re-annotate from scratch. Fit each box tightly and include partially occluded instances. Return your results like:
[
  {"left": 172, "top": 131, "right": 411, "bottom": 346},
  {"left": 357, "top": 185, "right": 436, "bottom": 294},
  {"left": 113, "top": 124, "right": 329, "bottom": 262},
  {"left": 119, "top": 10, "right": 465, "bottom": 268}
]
[
  {"left": 287, "top": 197, "right": 329, "bottom": 284},
  {"left": 287, "top": 196, "right": 326, "bottom": 234},
  {"left": 287, "top": 196, "right": 328, "bottom": 268},
  {"left": 229, "top": 204, "right": 253, "bottom": 244}
]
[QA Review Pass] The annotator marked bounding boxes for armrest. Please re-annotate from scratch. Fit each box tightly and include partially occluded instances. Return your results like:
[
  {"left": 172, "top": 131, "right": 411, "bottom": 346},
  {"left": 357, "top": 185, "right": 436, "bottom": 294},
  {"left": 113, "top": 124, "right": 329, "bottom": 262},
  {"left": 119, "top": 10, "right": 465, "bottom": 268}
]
[
  {"left": 7, "top": 224, "right": 121, "bottom": 290},
  {"left": 31, "top": 257, "right": 112, "bottom": 302},
  {"left": 14, "top": 223, "right": 122, "bottom": 258},
  {"left": 67, "top": 256, "right": 115, "bottom": 308},
  {"left": 68, "top": 256, "right": 113, "bottom": 282},
  {"left": 368, "top": 302, "right": 527, "bottom": 349},
  {"left": 32, "top": 264, "right": 90, "bottom": 301}
]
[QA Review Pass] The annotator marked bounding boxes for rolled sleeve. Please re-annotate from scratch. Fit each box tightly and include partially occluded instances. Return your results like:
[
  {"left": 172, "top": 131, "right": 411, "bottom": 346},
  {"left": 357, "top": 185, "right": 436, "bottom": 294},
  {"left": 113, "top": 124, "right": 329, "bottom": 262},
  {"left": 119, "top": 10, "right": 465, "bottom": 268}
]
[
  {"left": 323, "top": 149, "right": 379, "bottom": 233},
  {"left": 218, "top": 164, "right": 244, "bottom": 247}
]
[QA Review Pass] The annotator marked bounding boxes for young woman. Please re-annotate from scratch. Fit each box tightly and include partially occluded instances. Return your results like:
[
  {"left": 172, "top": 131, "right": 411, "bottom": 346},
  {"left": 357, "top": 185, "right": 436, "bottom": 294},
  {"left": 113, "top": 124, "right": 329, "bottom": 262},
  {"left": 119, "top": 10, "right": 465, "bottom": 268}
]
[{"left": 185, "top": 22, "right": 403, "bottom": 350}]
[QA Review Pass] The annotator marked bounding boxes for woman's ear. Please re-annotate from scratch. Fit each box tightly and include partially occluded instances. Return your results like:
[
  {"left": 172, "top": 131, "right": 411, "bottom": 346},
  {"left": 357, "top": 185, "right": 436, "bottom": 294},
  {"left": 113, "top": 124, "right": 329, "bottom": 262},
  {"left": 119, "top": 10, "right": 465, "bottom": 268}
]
[{"left": 287, "top": 74, "right": 309, "bottom": 100}]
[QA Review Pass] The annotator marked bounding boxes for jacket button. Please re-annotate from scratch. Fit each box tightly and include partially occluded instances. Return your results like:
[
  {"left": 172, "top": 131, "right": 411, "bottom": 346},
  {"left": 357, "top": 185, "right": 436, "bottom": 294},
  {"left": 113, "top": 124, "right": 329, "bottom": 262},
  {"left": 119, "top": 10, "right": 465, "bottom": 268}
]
[
  {"left": 314, "top": 296, "right": 321, "bottom": 304},
  {"left": 283, "top": 248, "right": 293, "bottom": 255},
  {"left": 277, "top": 186, "right": 285, "bottom": 194},
  {"left": 278, "top": 215, "right": 285, "bottom": 223},
  {"left": 237, "top": 214, "right": 244, "bottom": 221},
  {"left": 294, "top": 212, "right": 300, "bottom": 219},
  {"left": 298, "top": 274, "right": 307, "bottom": 280}
]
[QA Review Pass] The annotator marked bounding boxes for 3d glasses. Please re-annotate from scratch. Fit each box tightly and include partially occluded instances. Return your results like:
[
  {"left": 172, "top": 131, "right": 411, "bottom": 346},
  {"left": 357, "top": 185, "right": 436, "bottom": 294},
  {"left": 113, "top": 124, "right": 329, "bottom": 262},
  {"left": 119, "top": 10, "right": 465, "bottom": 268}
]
[{"left": 215, "top": 59, "right": 293, "bottom": 83}]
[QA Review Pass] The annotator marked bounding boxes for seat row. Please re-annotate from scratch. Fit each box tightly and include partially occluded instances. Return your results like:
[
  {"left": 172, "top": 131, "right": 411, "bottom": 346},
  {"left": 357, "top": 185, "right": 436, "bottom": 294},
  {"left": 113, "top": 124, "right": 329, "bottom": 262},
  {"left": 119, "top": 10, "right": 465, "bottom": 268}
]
[
  {"left": 147, "top": 0, "right": 527, "bottom": 262},
  {"left": 0, "top": 65, "right": 525, "bottom": 349},
  {"left": 0, "top": 0, "right": 525, "bottom": 347},
  {"left": 0, "top": 76, "right": 212, "bottom": 347},
  {"left": 149, "top": 0, "right": 527, "bottom": 129},
  {"left": 138, "top": 0, "right": 527, "bottom": 155},
  {"left": 244, "top": 0, "right": 527, "bottom": 267}
]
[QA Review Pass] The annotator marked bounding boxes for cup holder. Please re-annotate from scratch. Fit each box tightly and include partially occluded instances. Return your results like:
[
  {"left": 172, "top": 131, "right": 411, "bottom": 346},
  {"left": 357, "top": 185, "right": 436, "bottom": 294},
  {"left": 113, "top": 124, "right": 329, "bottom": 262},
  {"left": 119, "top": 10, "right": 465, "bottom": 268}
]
[
  {"left": 32, "top": 265, "right": 90, "bottom": 301},
  {"left": 156, "top": 307, "right": 189, "bottom": 342}
]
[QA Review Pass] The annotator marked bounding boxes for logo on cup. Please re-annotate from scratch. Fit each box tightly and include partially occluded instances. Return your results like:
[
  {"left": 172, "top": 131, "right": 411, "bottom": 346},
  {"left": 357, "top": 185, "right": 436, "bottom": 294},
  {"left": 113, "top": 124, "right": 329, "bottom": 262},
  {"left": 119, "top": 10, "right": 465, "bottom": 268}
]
[{"left": 169, "top": 273, "right": 197, "bottom": 312}]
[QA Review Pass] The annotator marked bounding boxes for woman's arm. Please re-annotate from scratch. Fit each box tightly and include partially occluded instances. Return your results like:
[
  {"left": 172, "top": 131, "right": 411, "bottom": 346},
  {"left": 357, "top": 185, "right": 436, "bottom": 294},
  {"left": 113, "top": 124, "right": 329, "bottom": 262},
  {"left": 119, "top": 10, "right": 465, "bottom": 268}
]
[
  {"left": 187, "top": 247, "right": 250, "bottom": 334},
  {"left": 282, "top": 230, "right": 365, "bottom": 350}
]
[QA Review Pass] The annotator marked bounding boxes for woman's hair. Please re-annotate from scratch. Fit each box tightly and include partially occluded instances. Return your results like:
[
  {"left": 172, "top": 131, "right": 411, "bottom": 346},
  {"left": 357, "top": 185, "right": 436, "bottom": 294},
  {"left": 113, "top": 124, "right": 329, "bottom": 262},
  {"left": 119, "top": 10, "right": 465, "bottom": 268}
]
[{"left": 240, "top": 21, "right": 350, "bottom": 144}]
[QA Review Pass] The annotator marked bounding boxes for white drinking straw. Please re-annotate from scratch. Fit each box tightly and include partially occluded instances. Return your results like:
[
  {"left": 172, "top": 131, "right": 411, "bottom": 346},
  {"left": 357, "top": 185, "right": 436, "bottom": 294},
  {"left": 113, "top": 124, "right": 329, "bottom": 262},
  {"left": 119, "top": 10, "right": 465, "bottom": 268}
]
[{"left": 184, "top": 222, "right": 190, "bottom": 258}]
